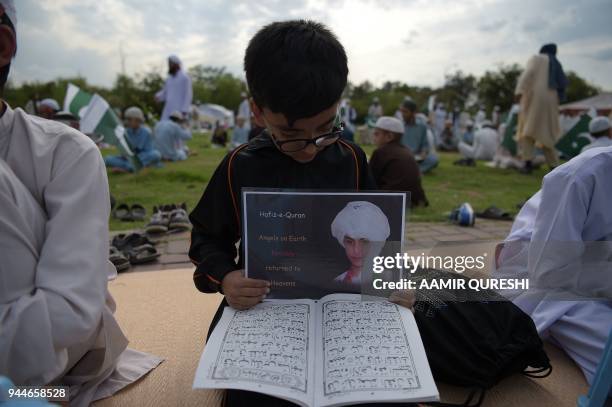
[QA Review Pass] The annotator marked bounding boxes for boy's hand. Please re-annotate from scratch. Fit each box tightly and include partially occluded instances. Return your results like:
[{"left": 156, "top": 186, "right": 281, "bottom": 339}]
[
  {"left": 388, "top": 290, "right": 415, "bottom": 313},
  {"left": 222, "top": 270, "right": 270, "bottom": 310}
]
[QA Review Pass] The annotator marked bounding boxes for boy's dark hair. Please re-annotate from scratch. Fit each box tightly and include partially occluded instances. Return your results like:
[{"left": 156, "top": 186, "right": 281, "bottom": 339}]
[
  {"left": 244, "top": 20, "right": 348, "bottom": 127},
  {"left": 0, "top": 11, "right": 16, "bottom": 89}
]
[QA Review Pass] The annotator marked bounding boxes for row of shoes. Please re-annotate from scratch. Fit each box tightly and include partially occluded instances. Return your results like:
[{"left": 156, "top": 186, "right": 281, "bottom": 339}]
[
  {"left": 109, "top": 232, "right": 161, "bottom": 272},
  {"left": 113, "top": 203, "right": 147, "bottom": 222},
  {"left": 145, "top": 203, "right": 191, "bottom": 234}
]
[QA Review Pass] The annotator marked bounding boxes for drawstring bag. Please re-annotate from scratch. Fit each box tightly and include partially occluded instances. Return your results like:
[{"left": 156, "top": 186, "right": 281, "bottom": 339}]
[{"left": 411, "top": 269, "right": 551, "bottom": 406}]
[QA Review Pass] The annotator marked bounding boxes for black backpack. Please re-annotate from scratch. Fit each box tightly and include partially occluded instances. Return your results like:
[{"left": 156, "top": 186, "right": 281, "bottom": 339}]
[{"left": 411, "top": 269, "right": 551, "bottom": 406}]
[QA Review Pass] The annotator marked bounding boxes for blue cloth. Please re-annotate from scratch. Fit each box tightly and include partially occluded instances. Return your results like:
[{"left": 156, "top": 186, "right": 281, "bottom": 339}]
[
  {"left": 154, "top": 120, "right": 192, "bottom": 161},
  {"left": 105, "top": 126, "right": 161, "bottom": 171},
  {"left": 419, "top": 153, "right": 439, "bottom": 174},
  {"left": 462, "top": 130, "right": 474, "bottom": 145},
  {"left": 401, "top": 121, "right": 429, "bottom": 155},
  {"left": 540, "top": 43, "right": 567, "bottom": 102},
  {"left": 105, "top": 150, "right": 161, "bottom": 172},
  {"left": 125, "top": 126, "right": 159, "bottom": 163},
  {"left": 231, "top": 126, "right": 249, "bottom": 146}
]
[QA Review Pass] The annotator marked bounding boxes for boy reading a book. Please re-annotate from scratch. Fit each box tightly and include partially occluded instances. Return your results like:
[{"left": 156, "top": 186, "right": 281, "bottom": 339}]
[{"left": 189, "top": 19, "right": 415, "bottom": 406}]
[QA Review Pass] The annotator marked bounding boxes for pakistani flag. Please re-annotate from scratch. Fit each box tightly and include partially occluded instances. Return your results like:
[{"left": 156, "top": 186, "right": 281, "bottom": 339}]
[
  {"left": 79, "top": 94, "right": 141, "bottom": 171},
  {"left": 555, "top": 112, "right": 594, "bottom": 159},
  {"left": 63, "top": 83, "right": 94, "bottom": 118},
  {"left": 501, "top": 105, "right": 518, "bottom": 156}
]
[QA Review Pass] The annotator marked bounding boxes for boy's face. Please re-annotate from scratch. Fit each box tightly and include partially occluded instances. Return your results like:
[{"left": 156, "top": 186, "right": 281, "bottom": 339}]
[
  {"left": 126, "top": 117, "right": 142, "bottom": 130},
  {"left": 343, "top": 236, "right": 369, "bottom": 269},
  {"left": 373, "top": 128, "right": 393, "bottom": 147},
  {"left": 252, "top": 101, "right": 340, "bottom": 163}
]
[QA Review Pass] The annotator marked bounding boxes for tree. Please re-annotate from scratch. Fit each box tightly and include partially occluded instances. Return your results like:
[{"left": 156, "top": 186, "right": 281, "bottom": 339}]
[
  {"left": 187, "top": 64, "right": 245, "bottom": 111},
  {"left": 442, "top": 70, "right": 477, "bottom": 108},
  {"left": 564, "top": 71, "right": 600, "bottom": 104},
  {"left": 477, "top": 64, "right": 523, "bottom": 112}
]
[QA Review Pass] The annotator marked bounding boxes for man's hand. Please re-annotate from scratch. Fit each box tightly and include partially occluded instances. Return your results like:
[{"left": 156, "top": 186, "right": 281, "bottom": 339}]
[
  {"left": 388, "top": 290, "right": 415, "bottom": 313},
  {"left": 222, "top": 270, "right": 270, "bottom": 310}
]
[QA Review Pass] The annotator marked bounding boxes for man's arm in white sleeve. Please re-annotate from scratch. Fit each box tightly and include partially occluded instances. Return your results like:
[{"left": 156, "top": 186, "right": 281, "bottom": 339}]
[{"left": 0, "top": 137, "right": 111, "bottom": 384}]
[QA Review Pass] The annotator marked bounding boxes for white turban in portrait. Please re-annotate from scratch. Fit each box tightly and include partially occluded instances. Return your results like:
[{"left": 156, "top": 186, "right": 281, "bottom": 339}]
[{"left": 331, "top": 201, "right": 390, "bottom": 247}]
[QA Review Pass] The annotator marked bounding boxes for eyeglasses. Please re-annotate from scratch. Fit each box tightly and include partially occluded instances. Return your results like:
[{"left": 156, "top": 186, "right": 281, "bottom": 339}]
[{"left": 266, "top": 121, "right": 345, "bottom": 153}]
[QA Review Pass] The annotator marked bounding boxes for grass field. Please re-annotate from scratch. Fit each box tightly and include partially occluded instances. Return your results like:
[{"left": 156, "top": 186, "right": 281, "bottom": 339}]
[{"left": 106, "top": 134, "right": 546, "bottom": 231}]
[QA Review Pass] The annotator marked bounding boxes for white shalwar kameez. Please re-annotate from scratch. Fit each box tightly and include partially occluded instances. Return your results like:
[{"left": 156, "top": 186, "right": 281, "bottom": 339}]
[
  {"left": 494, "top": 146, "right": 612, "bottom": 386},
  {"left": 0, "top": 105, "right": 162, "bottom": 406},
  {"left": 156, "top": 68, "right": 193, "bottom": 121}
]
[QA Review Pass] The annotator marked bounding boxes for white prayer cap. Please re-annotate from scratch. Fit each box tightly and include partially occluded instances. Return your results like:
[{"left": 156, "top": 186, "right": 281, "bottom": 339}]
[
  {"left": 589, "top": 116, "right": 610, "bottom": 134},
  {"left": 168, "top": 54, "right": 181, "bottom": 65},
  {"left": 0, "top": 0, "right": 16, "bottom": 29},
  {"left": 240, "top": 91, "right": 247, "bottom": 97},
  {"left": 373, "top": 96, "right": 379, "bottom": 102},
  {"left": 124, "top": 106, "right": 144, "bottom": 121},
  {"left": 466, "top": 120, "right": 474, "bottom": 127},
  {"left": 481, "top": 119, "right": 493, "bottom": 127},
  {"left": 37, "top": 98, "right": 60, "bottom": 111},
  {"left": 331, "top": 201, "right": 390, "bottom": 247},
  {"left": 375, "top": 116, "right": 404, "bottom": 135},
  {"left": 169, "top": 111, "right": 184, "bottom": 121}
]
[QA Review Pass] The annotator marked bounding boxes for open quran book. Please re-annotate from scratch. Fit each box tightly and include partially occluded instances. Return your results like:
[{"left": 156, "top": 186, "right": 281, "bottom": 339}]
[{"left": 193, "top": 294, "right": 439, "bottom": 407}]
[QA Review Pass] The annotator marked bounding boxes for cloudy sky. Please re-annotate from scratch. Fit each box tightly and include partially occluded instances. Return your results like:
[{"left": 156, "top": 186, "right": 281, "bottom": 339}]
[{"left": 11, "top": 0, "right": 612, "bottom": 90}]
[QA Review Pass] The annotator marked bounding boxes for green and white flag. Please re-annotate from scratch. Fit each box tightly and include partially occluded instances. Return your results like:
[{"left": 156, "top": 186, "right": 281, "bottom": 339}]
[
  {"left": 501, "top": 105, "right": 519, "bottom": 156},
  {"left": 79, "top": 93, "right": 141, "bottom": 171},
  {"left": 555, "top": 108, "right": 596, "bottom": 159},
  {"left": 63, "top": 83, "right": 93, "bottom": 118}
]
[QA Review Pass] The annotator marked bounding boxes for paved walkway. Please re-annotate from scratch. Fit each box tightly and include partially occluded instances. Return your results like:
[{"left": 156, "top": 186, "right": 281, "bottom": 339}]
[{"left": 114, "top": 219, "right": 513, "bottom": 273}]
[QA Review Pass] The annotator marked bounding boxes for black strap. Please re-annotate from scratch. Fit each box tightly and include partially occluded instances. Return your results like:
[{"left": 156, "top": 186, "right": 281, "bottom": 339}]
[{"left": 523, "top": 365, "right": 553, "bottom": 378}]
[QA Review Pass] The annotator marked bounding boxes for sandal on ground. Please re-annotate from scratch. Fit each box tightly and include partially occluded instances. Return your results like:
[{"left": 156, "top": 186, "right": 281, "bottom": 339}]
[
  {"left": 113, "top": 203, "right": 132, "bottom": 221},
  {"left": 476, "top": 206, "right": 513, "bottom": 221},
  {"left": 169, "top": 203, "right": 191, "bottom": 231},
  {"left": 125, "top": 244, "right": 160, "bottom": 265},
  {"left": 112, "top": 232, "right": 156, "bottom": 252},
  {"left": 109, "top": 246, "right": 130, "bottom": 272},
  {"left": 145, "top": 206, "right": 170, "bottom": 234},
  {"left": 130, "top": 204, "right": 146, "bottom": 221}
]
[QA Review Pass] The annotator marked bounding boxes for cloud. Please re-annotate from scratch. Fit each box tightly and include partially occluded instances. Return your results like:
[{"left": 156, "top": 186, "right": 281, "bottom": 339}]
[
  {"left": 522, "top": 17, "right": 548, "bottom": 33},
  {"left": 478, "top": 19, "right": 507, "bottom": 33},
  {"left": 10, "top": 0, "right": 612, "bottom": 91},
  {"left": 591, "top": 48, "right": 612, "bottom": 61},
  {"left": 402, "top": 29, "right": 418, "bottom": 46}
]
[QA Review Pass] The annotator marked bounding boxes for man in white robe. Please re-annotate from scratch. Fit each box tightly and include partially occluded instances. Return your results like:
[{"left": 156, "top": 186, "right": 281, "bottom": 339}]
[
  {"left": 494, "top": 146, "right": 612, "bottom": 387},
  {"left": 0, "top": 4, "right": 161, "bottom": 405},
  {"left": 156, "top": 54, "right": 193, "bottom": 121},
  {"left": 457, "top": 120, "right": 499, "bottom": 161},
  {"left": 515, "top": 43, "right": 567, "bottom": 173},
  {"left": 433, "top": 103, "right": 447, "bottom": 146},
  {"left": 474, "top": 105, "right": 486, "bottom": 127}
]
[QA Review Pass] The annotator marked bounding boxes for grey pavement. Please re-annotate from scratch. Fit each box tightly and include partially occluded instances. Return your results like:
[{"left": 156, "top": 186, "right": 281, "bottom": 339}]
[{"left": 112, "top": 219, "right": 513, "bottom": 273}]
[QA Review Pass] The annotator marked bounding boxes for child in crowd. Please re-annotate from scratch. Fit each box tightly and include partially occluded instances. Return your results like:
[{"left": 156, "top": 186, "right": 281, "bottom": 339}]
[{"left": 105, "top": 106, "right": 161, "bottom": 172}]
